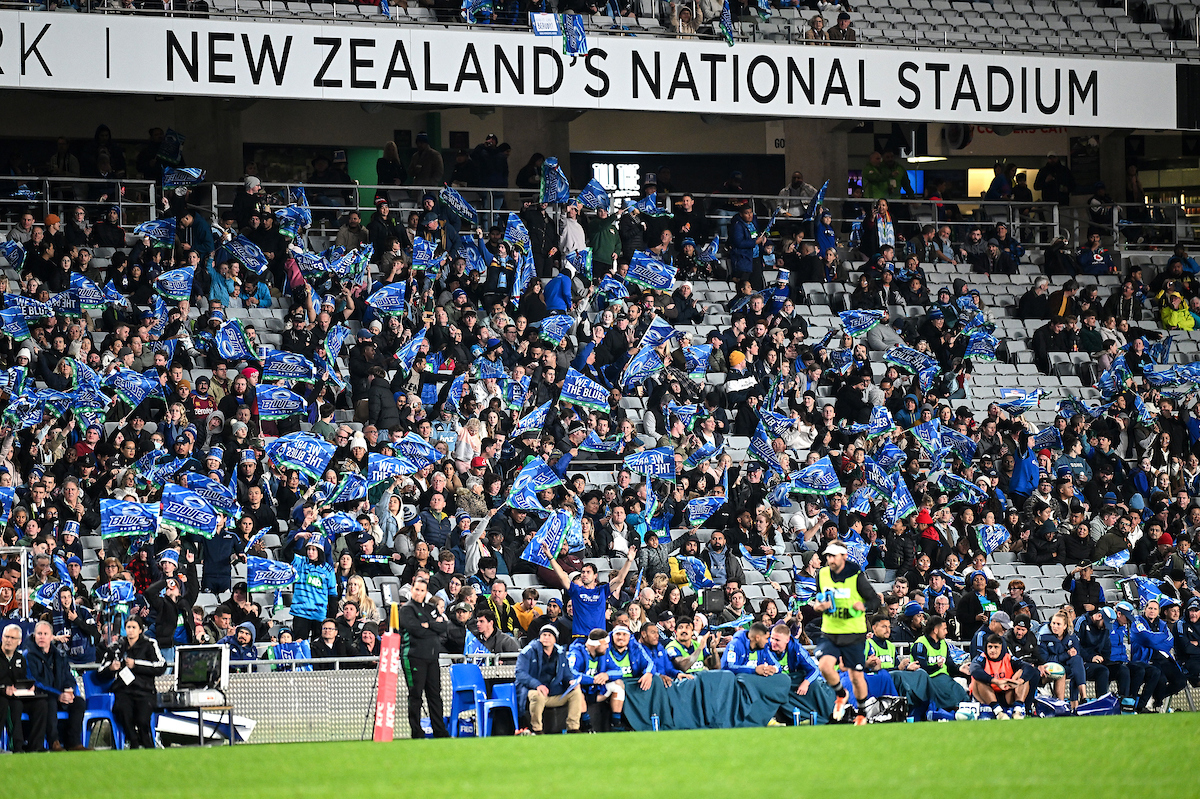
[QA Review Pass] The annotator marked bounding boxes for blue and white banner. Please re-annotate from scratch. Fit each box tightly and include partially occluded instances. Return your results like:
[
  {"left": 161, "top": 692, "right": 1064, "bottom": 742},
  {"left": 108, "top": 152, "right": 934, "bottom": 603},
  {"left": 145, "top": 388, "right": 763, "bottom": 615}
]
[
  {"left": 395, "top": 329, "right": 428, "bottom": 374},
  {"left": 682, "top": 345, "right": 711, "bottom": 380},
  {"left": 473, "top": 355, "right": 506, "bottom": 386},
  {"left": 940, "top": 427, "right": 978, "bottom": 464},
  {"left": 265, "top": 432, "right": 337, "bottom": 481},
  {"left": 1094, "top": 549, "right": 1130, "bottom": 569},
  {"left": 685, "top": 496, "right": 725, "bottom": 528},
  {"left": 565, "top": 248, "right": 592, "bottom": 279},
  {"left": 104, "top": 368, "right": 162, "bottom": 408},
  {"left": 624, "top": 447, "right": 676, "bottom": 482},
  {"left": 99, "top": 499, "right": 159, "bottom": 540},
  {"left": 520, "top": 509, "right": 571, "bottom": 568},
  {"left": 366, "top": 452, "right": 422, "bottom": 485},
  {"left": 1032, "top": 426, "right": 1063, "bottom": 452},
  {"left": 247, "top": 556, "right": 297, "bottom": 591},
  {"left": 457, "top": 236, "right": 490, "bottom": 275},
  {"left": 579, "top": 431, "right": 623, "bottom": 453},
  {"left": 1146, "top": 335, "right": 1172, "bottom": 365},
  {"left": 506, "top": 476, "right": 549, "bottom": 514},
  {"left": 620, "top": 346, "right": 666, "bottom": 391},
  {"left": 976, "top": 524, "right": 1011, "bottom": 555},
  {"left": 740, "top": 544, "right": 776, "bottom": 576},
  {"left": 326, "top": 472, "right": 367, "bottom": 506},
  {"left": 0, "top": 240, "right": 26, "bottom": 271},
  {"left": 698, "top": 236, "right": 720, "bottom": 263},
  {"left": 412, "top": 237, "right": 444, "bottom": 272},
  {"left": 162, "top": 167, "right": 207, "bottom": 186},
  {"left": 839, "top": 309, "right": 886, "bottom": 339},
  {"left": 540, "top": 156, "right": 571, "bottom": 204},
  {"left": 791, "top": 456, "right": 841, "bottom": 496},
  {"left": 875, "top": 442, "right": 908, "bottom": 472},
  {"left": 4, "top": 292, "right": 52, "bottom": 319},
  {"left": 997, "top": 388, "right": 1042, "bottom": 415},
  {"left": 639, "top": 315, "right": 682, "bottom": 350},
  {"left": 316, "top": 512, "right": 362, "bottom": 539},
  {"left": 598, "top": 274, "right": 629, "bottom": 300},
  {"left": 749, "top": 423, "right": 784, "bottom": 477},
  {"left": 633, "top": 192, "right": 671, "bottom": 218},
  {"left": 214, "top": 318, "right": 258, "bottom": 363},
  {"left": 512, "top": 400, "right": 552, "bottom": 438},
  {"left": 134, "top": 217, "right": 177, "bottom": 245},
  {"left": 562, "top": 14, "right": 588, "bottom": 56},
  {"left": 154, "top": 266, "right": 195, "bottom": 302},
  {"left": 536, "top": 314, "right": 574, "bottom": 345},
  {"left": 1125, "top": 575, "right": 1166, "bottom": 610},
  {"left": 161, "top": 483, "right": 222, "bottom": 539},
  {"left": 938, "top": 472, "right": 987, "bottom": 505},
  {"left": 880, "top": 473, "right": 917, "bottom": 527},
  {"left": 440, "top": 184, "right": 478, "bottom": 224},
  {"left": 0, "top": 306, "right": 29, "bottom": 341},
  {"left": 514, "top": 457, "right": 566, "bottom": 494},
  {"left": 758, "top": 409, "right": 795, "bottom": 439},
  {"left": 444, "top": 372, "right": 468, "bottom": 417},
  {"left": 263, "top": 349, "right": 318, "bottom": 383},
  {"left": 184, "top": 472, "right": 240, "bottom": 515},
  {"left": 504, "top": 213, "right": 530, "bottom": 253},
  {"left": 842, "top": 531, "right": 869, "bottom": 569},
  {"left": 665, "top": 402, "right": 700, "bottom": 431},
  {"left": 366, "top": 282, "right": 407, "bottom": 315},
  {"left": 69, "top": 272, "right": 107, "bottom": 309},
  {"left": 883, "top": 345, "right": 939, "bottom": 376},
  {"left": 560, "top": 367, "right": 610, "bottom": 413},
  {"left": 965, "top": 331, "right": 999, "bottom": 362},
  {"left": 48, "top": 288, "right": 81, "bottom": 318},
  {"left": 511, "top": 248, "right": 535, "bottom": 302},
  {"left": 910, "top": 419, "right": 943, "bottom": 458},
  {"left": 395, "top": 432, "right": 442, "bottom": 465},
  {"left": 627, "top": 251, "right": 676, "bottom": 291},
  {"left": 684, "top": 441, "right": 721, "bottom": 470},
  {"left": 220, "top": 235, "right": 269, "bottom": 275},
  {"left": 678, "top": 555, "right": 716, "bottom": 591},
  {"left": 256, "top": 385, "right": 307, "bottom": 420},
  {"left": 577, "top": 178, "right": 610, "bottom": 210},
  {"left": 328, "top": 245, "right": 372, "bottom": 280},
  {"left": 0, "top": 486, "right": 13, "bottom": 528}
]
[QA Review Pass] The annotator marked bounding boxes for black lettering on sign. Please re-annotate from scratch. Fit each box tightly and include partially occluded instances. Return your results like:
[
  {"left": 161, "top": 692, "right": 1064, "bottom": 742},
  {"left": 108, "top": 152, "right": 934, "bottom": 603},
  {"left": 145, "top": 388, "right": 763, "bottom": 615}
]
[
  {"left": 823, "top": 59, "right": 850, "bottom": 106},
  {"left": 858, "top": 60, "right": 880, "bottom": 107},
  {"left": 897, "top": 61, "right": 920, "bottom": 109},
  {"left": 700, "top": 53, "right": 726, "bottom": 102},
  {"left": 988, "top": 65, "right": 1013, "bottom": 112},
  {"left": 926, "top": 63, "right": 950, "bottom": 110},
  {"left": 1021, "top": 67, "right": 1028, "bottom": 113},
  {"left": 584, "top": 49, "right": 608, "bottom": 98},
  {"left": 1069, "top": 70, "right": 1097, "bottom": 116},
  {"left": 1035, "top": 67, "right": 1060, "bottom": 114},
  {"left": 350, "top": 38, "right": 375, "bottom": 89},
  {"left": 632, "top": 51, "right": 660, "bottom": 99},
  {"left": 668, "top": 52, "right": 698, "bottom": 101},
  {"left": 787, "top": 57, "right": 814, "bottom": 105},
  {"left": 732, "top": 54, "right": 738, "bottom": 102},
  {"left": 951, "top": 64, "right": 979, "bottom": 112},
  {"left": 208, "top": 32, "right": 235, "bottom": 84},
  {"left": 424, "top": 41, "right": 448, "bottom": 91},
  {"left": 242, "top": 34, "right": 292, "bottom": 86},
  {"left": 382, "top": 40, "right": 416, "bottom": 90},
  {"left": 496, "top": 45, "right": 524, "bottom": 94},
  {"left": 534, "top": 46, "right": 562, "bottom": 95},
  {"left": 746, "top": 55, "right": 778, "bottom": 104},
  {"left": 167, "top": 31, "right": 198, "bottom": 82},
  {"left": 21, "top": 23, "right": 51, "bottom": 77},
  {"left": 455, "top": 43, "right": 487, "bottom": 93},
  {"left": 0, "top": 29, "right": 5, "bottom": 76},
  {"left": 314, "top": 37, "right": 342, "bottom": 87}
]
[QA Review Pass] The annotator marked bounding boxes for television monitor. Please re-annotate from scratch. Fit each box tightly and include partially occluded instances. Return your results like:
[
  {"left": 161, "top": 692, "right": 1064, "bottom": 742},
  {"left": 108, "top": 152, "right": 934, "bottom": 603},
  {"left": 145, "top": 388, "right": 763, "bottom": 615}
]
[{"left": 174, "top": 644, "right": 230, "bottom": 692}]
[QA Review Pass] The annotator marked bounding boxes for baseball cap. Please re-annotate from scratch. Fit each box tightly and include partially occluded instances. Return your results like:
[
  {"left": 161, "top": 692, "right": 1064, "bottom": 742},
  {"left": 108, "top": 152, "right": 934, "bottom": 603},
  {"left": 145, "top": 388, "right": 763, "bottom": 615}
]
[
  {"left": 470, "top": 456, "right": 486, "bottom": 469},
  {"left": 824, "top": 542, "right": 849, "bottom": 556},
  {"left": 989, "top": 611, "right": 1013, "bottom": 631},
  {"left": 539, "top": 624, "right": 559, "bottom": 639}
]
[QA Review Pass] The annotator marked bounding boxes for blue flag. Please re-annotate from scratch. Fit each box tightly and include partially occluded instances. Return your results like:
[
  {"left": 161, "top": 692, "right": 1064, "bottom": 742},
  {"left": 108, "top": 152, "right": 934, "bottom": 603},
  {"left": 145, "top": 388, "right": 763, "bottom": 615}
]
[
  {"left": 104, "top": 368, "right": 162, "bottom": 408},
  {"left": 633, "top": 192, "right": 671, "bottom": 218},
  {"left": 464, "top": 629, "right": 489, "bottom": 658},
  {"left": 719, "top": 0, "right": 734, "bottom": 45},
  {"left": 0, "top": 486, "right": 12, "bottom": 528},
  {"left": 884, "top": 345, "right": 939, "bottom": 376},
  {"left": 624, "top": 447, "right": 677, "bottom": 483},
  {"left": 1032, "top": 426, "right": 1063, "bottom": 452},
  {"left": 458, "top": 236, "right": 490, "bottom": 275},
  {"left": 412, "top": 237, "right": 444, "bottom": 272},
  {"left": 685, "top": 496, "right": 725, "bottom": 528},
  {"left": 506, "top": 477, "right": 549, "bottom": 515},
  {"left": 562, "top": 13, "right": 588, "bottom": 55},
  {"left": 366, "top": 452, "right": 422, "bottom": 486},
  {"left": 740, "top": 544, "right": 776, "bottom": 576},
  {"left": 440, "top": 184, "right": 478, "bottom": 224},
  {"left": 160, "top": 484, "right": 222, "bottom": 539},
  {"left": 0, "top": 306, "right": 29, "bottom": 341},
  {"left": 683, "top": 345, "right": 711, "bottom": 380},
  {"left": 265, "top": 432, "right": 337, "bottom": 481},
  {"left": 749, "top": 423, "right": 784, "bottom": 477},
  {"left": 665, "top": 402, "right": 701, "bottom": 431},
  {"left": 1124, "top": 576, "right": 1166, "bottom": 610},
  {"left": 162, "top": 167, "right": 207, "bottom": 186},
  {"left": 511, "top": 249, "right": 535, "bottom": 303},
  {"left": 520, "top": 510, "right": 571, "bottom": 568},
  {"left": 684, "top": 441, "right": 721, "bottom": 470},
  {"left": 839, "top": 309, "right": 886, "bottom": 338},
  {"left": 256, "top": 385, "right": 307, "bottom": 420},
  {"left": 366, "top": 282, "right": 407, "bottom": 315},
  {"left": 910, "top": 419, "right": 944, "bottom": 458},
  {"left": 577, "top": 178, "right": 610, "bottom": 210},
  {"left": 263, "top": 349, "right": 318, "bottom": 383},
  {"left": 973, "top": 524, "right": 1010, "bottom": 556},
  {"left": 214, "top": 318, "right": 258, "bottom": 363},
  {"left": 99, "top": 500, "right": 160, "bottom": 540},
  {"left": 940, "top": 427, "right": 977, "bottom": 464},
  {"left": 540, "top": 156, "right": 571, "bottom": 205},
  {"left": 698, "top": 236, "right": 720, "bottom": 263},
  {"left": 966, "top": 331, "right": 999, "bottom": 363},
  {"left": 758, "top": 409, "right": 795, "bottom": 440},
  {"left": 560, "top": 367, "right": 611, "bottom": 413},
  {"left": 69, "top": 272, "right": 107, "bottom": 309},
  {"left": 504, "top": 213, "right": 531, "bottom": 252},
  {"left": 1094, "top": 549, "right": 1130, "bottom": 569},
  {"left": 620, "top": 347, "right": 666, "bottom": 392},
  {"left": 220, "top": 235, "right": 269, "bottom": 275},
  {"left": 395, "top": 329, "right": 428, "bottom": 375},
  {"left": 4, "top": 293, "right": 52, "bottom": 319},
  {"left": 247, "top": 557, "right": 297, "bottom": 591},
  {"left": 316, "top": 512, "right": 363, "bottom": 540},
  {"left": 791, "top": 457, "right": 841, "bottom": 496},
  {"left": 598, "top": 274, "right": 629, "bottom": 301},
  {"left": 565, "top": 248, "right": 592, "bottom": 280},
  {"left": 134, "top": 217, "right": 177, "bottom": 246},
  {"left": 639, "top": 315, "right": 682, "bottom": 350},
  {"left": 513, "top": 457, "right": 565, "bottom": 496},
  {"left": 0, "top": 240, "right": 26, "bottom": 271},
  {"left": 997, "top": 388, "right": 1042, "bottom": 415},
  {"left": 579, "top": 431, "right": 623, "bottom": 454},
  {"left": 396, "top": 432, "right": 443, "bottom": 465},
  {"left": 881, "top": 473, "right": 917, "bottom": 527},
  {"left": 513, "top": 400, "right": 552, "bottom": 438},
  {"left": 536, "top": 314, "right": 574, "bottom": 345},
  {"left": 183, "top": 473, "right": 240, "bottom": 515},
  {"left": 444, "top": 372, "right": 468, "bottom": 418},
  {"left": 627, "top": 251, "right": 676, "bottom": 291}
]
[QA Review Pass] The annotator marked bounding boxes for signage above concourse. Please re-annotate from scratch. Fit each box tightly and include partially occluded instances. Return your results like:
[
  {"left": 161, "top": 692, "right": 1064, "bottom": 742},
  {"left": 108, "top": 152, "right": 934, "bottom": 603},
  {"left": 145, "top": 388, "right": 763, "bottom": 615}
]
[{"left": 0, "top": 10, "right": 1183, "bottom": 129}]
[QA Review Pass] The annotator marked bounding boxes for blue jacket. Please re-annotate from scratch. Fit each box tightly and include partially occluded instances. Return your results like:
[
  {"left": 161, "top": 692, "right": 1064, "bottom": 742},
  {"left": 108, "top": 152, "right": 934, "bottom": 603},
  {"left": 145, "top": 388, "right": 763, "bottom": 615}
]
[
  {"left": 640, "top": 639, "right": 680, "bottom": 678},
  {"left": 566, "top": 640, "right": 624, "bottom": 693},
  {"left": 729, "top": 217, "right": 760, "bottom": 274},
  {"left": 1131, "top": 615, "right": 1175, "bottom": 662},
  {"left": 219, "top": 622, "right": 260, "bottom": 666},
  {"left": 24, "top": 642, "right": 79, "bottom": 696},
  {"left": 722, "top": 629, "right": 777, "bottom": 674},
  {"left": 418, "top": 509, "right": 453, "bottom": 549},
  {"left": 544, "top": 273, "right": 572, "bottom": 313},
  {"left": 1038, "top": 631, "right": 1082, "bottom": 666},
  {"left": 769, "top": 637, "right": 820, "bottom": 685},
  {"left": 606, "top": 638, "right": 654, "bottom": 678},
  {"left": 291, "top": 552, "right": 337, "bottom": 622},
  {"left": 515, "top": 640, "right": 576, "bottom": 714},
  {"left": 1173, "top": 618, "right": 1200, "bottom": 660},
  {"left": 815, "top": 222, "right": 837, "bottom": 255},
  {"left": 1076, "top": 616, "right": 1112, "bottom": 661},
  {"left": 1107, "top": 621, "right": 1130, "bottom": 663},
  {"left": 1009, "top": 443, "right": 1039, "bottom": 498}
]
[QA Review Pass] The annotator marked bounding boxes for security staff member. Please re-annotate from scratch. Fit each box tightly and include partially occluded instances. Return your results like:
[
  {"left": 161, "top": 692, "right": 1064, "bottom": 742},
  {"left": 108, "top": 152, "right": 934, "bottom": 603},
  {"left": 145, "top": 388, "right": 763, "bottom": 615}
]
[{"left": 398, "top": 579, "right": 450, "bottom": 739}]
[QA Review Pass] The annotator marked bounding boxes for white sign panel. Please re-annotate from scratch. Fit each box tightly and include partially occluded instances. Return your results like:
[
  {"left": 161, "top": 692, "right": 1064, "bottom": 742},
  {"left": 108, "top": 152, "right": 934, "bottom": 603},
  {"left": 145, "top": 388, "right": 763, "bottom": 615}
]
[{"left": 0, "top": 11, "right": 1180, "bottom": 128}]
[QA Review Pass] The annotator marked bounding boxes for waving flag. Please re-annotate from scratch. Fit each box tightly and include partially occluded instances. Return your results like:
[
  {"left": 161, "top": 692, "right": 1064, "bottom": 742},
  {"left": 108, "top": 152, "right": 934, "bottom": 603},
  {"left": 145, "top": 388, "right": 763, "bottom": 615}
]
[
  {"left": 884, "top": 345, "right": 939, "bottom": 376},
  {"left": 624, "top": 447, "right": 676, "bottom": 482},
  {"left": 183, "top": 472, "right": 240, "bottom": 516},
  {"left": 686, "top": 496, "right": 725, "bottom": 529},
  {"left": 366, "top": 282, "right": 407, "bottom": 315},
  {"left": 411, "top": 237, "right": 444, "bottom": 272},
  {"left": 1124, "top": 576, "right": 1166, "bottom": 610},
  {"left": 322, "top": 326, "right": 351, "bottom": 365},
  {"left": 134, "top": 217, "right": 177, "bottom": 246},
  {"left": 997, "top": 388, "right": 1042, "bottom": 415},
  {"left": 910, "top": 419, "right": 943, "bottom": 459},
  {"left": 0, "top": 486, "right": 12, "bottom": 528},
  {"left": 965, "top": 331, "right": 998, "bottom": 363},
  {"left": 163, "top": 167, "right": 207, "bottom": 186},
  {"left": 457, "top": 236, "right": 490, "bottom": 275},
  {"left": 395, "top": 329, "right": 428, "bottom": 375},
  {"left": 255, "top": 385, "right": 307, "bottom": 420},
  {"left": 1146, "top": 335, "right": 1172, "bottom": 365},
  {"left": 220, "top": 235, "right": 269, "bottom": 275},
  {"left": 718, "top": 0, "right": 735, "bottom": 44},
  {"left": 99, "top": 500, "right": 160, "bottom": 540},
  {"left": 937, "top": 472, "right": 987, "bottom": 506},
  {"left": 577, "top": 178, "right": 610, "bottom": 210},
  {"left": 440, "top": 184, "right": 478, "bottom": 224},
  {"left": 213, "top": 318, "right": 257, "bottom": 363},
  {"left": 0, "top": 240, "right": 26, "bottom": 271},
  {"left": 0, "top": 307, "right": 29, "bottom": 341},
  {"left": 473, "top": 354, "right": 507, "bottom": 381},
  {"left": 560, "top": 367, "right": 611, "bottom": 413},
  {"left": 565, "top": 248, "right": 592, "bottom": 280},
  {"left": 366, "top": 452, "right": 422, "bottom": 486},
  {"left": 875, "top": 442, "right": 908, "bottom": 473},
  {"left": 540, "top": 156, "right": 571, "bottom": 205},
  {"left": 597, "top": 274, "right": 629, "bottom": 301},
  {"left": 562, "top": 13, "right": 588, "bottom": 55},
  {"left": 749, "top": 423, "right": 784, "bottom": 477},
  {"left": 69, "top": 272, "right": 106, "bottom": 309},
  {"left": 104, "top": 368, "right": 162, "bottom": 408},
  {"left": 627, "top": 251, "right": 676, "bottom": 291},
  {"left": 395, "top": 432, "right": 443, "bottom": 466},
  {"left": 536, "top": 314, "right": 574, "bottom": 345},
  {"left": 619, "top": 347, "right": 666, "bottom": 391},
  {"left": 682, "top": 345, "right": 712, "bottom": 380},
  {"left": 639, "top": 315, "right": 682, "bottom": 350},
  {"left": 839, "top": 309, "right": 886, "bottom": 338},
  {"left": 5, "top": 293, "right": 52, "bottom": 320},
  {"left": 506, "top": 473, "right": 549, "bottom": 514},
  {"left": 48, "top": 288, "right": 81, "bottom": 319},
  {"left": 1032, "top": 426, "right": 1063, "bottom": 452},
  {"left": 758, "top": 409, "right": 795, "bottom": 439},
  {"left": 696, "top": 236, "right": 720, "bottom": 264},
  {"left": 153, "top": 266, "right": 195, "bottom": 302},
  {"left": 263, "top": 349, "right": 318, "bottom": 383},
  {"left": 864, "top": 405, "right": 895, "bottom": 439},
  {"left": 677, "top": 555, "right": 717, "bottom": 591},
  {"left": 791, "top": 457, "right": 841, "bottom": 496},
  {"left": 509, "top": 400, "right": 551, "bottom": 438},
  {"left": 316, "top": 512, "right": 363, "bottom": 540},
  {"left": 328, "top": 245, "right": 372, "bottom": 280},
  {"left": 842, "top": 531, "right": 869, "bottom": 569},
  {"left": 880, "top": 473, "right": 917, "bottom": 527},
  {"left": 504, "top": 213, "right": 531, "bottom": 252},
  {"left": 665, "top": 402, "right": 701, "bottom": 432},
  {"left": 1093, "top": 549, "right": 1130, "bottom": 569},
  {"left": 579, "top": 431, "right": 622, "bottom": 453},
  {"left": 510, "top": 248, "right": 536, "bottom": 304},
  {"left": 265, "top": 432, "right": 337, "bottom": 481},
  {"left": 443, "top": 372, "right": 468, "bottom": 417},
  {"left": 247, "top": 556, "right": 297, "bottom": 592},
  {"left": 684, "top": 441, "right": 721, "bottom": 470},
  {"left": 520, "top": 509, "right": 572, "bottom": 568},
  {"left": 740, "top": 544, "right": 776, "bottom": 577},
  {"left": 161, "top": 483, "right": 222, "bottom": 539}
]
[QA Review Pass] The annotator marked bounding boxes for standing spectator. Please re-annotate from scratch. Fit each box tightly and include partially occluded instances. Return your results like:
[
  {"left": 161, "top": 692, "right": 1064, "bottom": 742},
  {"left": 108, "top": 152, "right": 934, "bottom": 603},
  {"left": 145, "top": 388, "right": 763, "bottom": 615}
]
[{"left": 398, "top": 579, "right": 449, "bottom": 738}]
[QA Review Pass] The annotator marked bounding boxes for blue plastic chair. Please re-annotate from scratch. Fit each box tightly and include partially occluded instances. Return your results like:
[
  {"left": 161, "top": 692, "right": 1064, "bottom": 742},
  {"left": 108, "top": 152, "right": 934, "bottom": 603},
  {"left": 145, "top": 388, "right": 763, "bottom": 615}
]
[
  {"left": 480, "top": 683, "right": 518, "bottom": 737},
  {"left": 447, "top": 663, "right": 485, "bottom": 737},
  {"left": 81, "top": 670, "right": 125, "bottom": 750}
]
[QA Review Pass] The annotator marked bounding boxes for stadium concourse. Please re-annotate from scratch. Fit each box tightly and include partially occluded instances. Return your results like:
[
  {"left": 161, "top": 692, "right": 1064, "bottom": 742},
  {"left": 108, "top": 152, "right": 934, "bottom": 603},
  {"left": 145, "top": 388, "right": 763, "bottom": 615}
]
[{"left": 4, "top": 126, "right": 1200, "bottom": 747}]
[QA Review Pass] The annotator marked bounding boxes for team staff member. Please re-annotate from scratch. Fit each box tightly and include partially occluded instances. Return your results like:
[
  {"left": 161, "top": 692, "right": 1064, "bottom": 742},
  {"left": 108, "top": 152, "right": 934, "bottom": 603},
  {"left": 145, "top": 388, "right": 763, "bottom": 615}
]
[
  {"left": 24, "top": 621, "right": 86, "bottom": 751},
  {"left": 809, "top": 542, "right": 880, "bottom": 725},
  {"left": 969, "top": 633, "right": 1030, "bottom": 719},
  {"left": 911, "top": 615, "right": 970, "bottom": 712},
  {"left": 516, "top": 625, "right": 583, "bottom": 734},
  {"left": 666, "top": 616, "right": 711, "bottom": 673},
  {"left": 99, "top": 616, "right": 167, "bottom": 749},
  {"left": 0, "top": 624, "right": 44, "bottom": 753},
  {"left": 548, "top": 544, "right": 636, "bottom": 640},
  {"left": 398, "top": 579, "right": 450, "bottom": 739},
  {"left": 767, "top": 622, "right": 833, "bottom": 723}
]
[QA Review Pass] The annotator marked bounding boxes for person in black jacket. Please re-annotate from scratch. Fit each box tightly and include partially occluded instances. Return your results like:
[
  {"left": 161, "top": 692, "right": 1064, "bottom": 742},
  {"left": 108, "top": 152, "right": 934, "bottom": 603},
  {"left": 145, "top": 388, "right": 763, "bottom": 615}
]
[
  {"left": 310, "top": 619, "right": 354, "bottom": 670},
  {"left": 23, "top": 621, "right": 85, "bottom": 751},
  {"left": 398, "top": 580, "right": 450, "bottom": 738},
  {"left": 0, "top": 624, "right": 44, "bottom": 753},
  {"left": 1062, "top": 562, "right": 1105, "bottom": 616},
  {"left": 98, "top": 616, "right": 167, "bottom": 749},
  {"left": 146, "top": 575, "right": 198, "bottom": 664},
  {"left": 834, "top": 373, "right": 871, "bottom": 425}
]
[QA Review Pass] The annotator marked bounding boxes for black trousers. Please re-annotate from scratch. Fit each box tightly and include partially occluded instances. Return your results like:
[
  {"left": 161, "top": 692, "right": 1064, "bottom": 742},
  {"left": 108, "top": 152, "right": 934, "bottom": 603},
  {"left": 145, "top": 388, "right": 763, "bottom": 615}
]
[
  {"left": 403, "top": 657, "right": 448, "bottom": 739},
  {"left": 114, "top": 692, "right": 156, "bottom": 749},
  {"left": 0, "top": 694, "right": 46, "bottom": 752},
  {"left": 29, "top": 694, "right": 84, "bottom": 750},
  {"left": 291, "top": 617, "right": 320, "bottom": 641}
]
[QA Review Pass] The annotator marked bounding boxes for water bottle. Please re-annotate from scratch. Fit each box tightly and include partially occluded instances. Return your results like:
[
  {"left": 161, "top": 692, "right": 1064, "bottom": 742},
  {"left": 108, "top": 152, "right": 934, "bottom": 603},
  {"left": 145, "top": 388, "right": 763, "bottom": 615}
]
[
  {"left": 792, "top": 708, "right": 801, "bottom": 726},
  {"left": 651, "top": 714, "right": 660, "bottom": 731},
  {"left": 809, "top": 711, "right": 817, "bottom": 726}
]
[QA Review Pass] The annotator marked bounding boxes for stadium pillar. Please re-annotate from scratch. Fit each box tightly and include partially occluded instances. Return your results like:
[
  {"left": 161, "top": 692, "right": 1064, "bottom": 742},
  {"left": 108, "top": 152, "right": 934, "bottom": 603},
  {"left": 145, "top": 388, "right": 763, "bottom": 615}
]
[
  {"left": 504, "top": 109, "right": 576, "bottom": 181},
  {"left": 782, "top": 118, "right": 852, "bottom": 197},
  {"left": 173, "top": 97, "right": 246, "bottom": 182}
]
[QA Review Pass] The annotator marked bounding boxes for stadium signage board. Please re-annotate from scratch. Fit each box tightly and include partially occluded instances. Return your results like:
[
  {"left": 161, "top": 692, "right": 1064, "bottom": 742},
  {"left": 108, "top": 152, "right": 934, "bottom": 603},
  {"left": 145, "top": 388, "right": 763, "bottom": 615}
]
[{"left": 0, "top": 11, "right": 1179, "bottom": 128}]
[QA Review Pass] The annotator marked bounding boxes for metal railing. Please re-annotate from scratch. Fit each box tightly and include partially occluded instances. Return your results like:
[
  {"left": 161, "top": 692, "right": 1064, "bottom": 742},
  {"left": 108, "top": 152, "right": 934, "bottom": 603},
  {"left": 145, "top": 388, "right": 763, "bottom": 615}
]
[{"left": 0, "top": 175, "right": 159, "bottom": 226}]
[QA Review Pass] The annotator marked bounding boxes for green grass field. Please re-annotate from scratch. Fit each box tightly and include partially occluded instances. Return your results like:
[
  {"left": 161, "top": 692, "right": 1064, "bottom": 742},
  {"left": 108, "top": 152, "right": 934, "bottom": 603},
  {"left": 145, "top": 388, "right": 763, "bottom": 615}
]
[{"left": 4, "top": 714, "right": 1198, "bottom": 798}]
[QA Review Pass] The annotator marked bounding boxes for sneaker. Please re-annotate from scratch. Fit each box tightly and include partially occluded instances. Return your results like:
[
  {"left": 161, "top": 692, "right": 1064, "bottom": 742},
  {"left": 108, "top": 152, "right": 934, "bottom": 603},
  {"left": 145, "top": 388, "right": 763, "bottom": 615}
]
[
  {"left": 1011, "top": 707, "right": 1025, "bottom": 720},
  {"left": 853, "top": 714, "right": 868, "bottom": 726},
  {"left": 831, "top": 693, "right": 849, "bottom": 722},
  {"left": 994, "top": 709, "right": 1010, "bottom": 720},
  {"left": 767, "top": 718, "right": 786, "bottom": 727}
]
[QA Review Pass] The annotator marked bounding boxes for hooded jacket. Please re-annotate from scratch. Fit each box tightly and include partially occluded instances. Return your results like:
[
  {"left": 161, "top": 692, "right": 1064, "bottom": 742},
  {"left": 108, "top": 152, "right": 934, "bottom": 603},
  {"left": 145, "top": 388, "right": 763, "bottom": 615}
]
[
  {"left": 219, "top": 622, "right": 260, "bottom": 665},
  {"left": 291, "top": 549, "right": 338, "bottom": 622}
]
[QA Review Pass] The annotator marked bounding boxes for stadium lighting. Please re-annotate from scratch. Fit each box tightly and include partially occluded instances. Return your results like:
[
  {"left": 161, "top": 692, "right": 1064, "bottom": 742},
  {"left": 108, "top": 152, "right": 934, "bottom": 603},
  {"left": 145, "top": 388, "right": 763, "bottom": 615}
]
[{"left": 906, "top": 155, "right": 947, "bottom": 163}]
